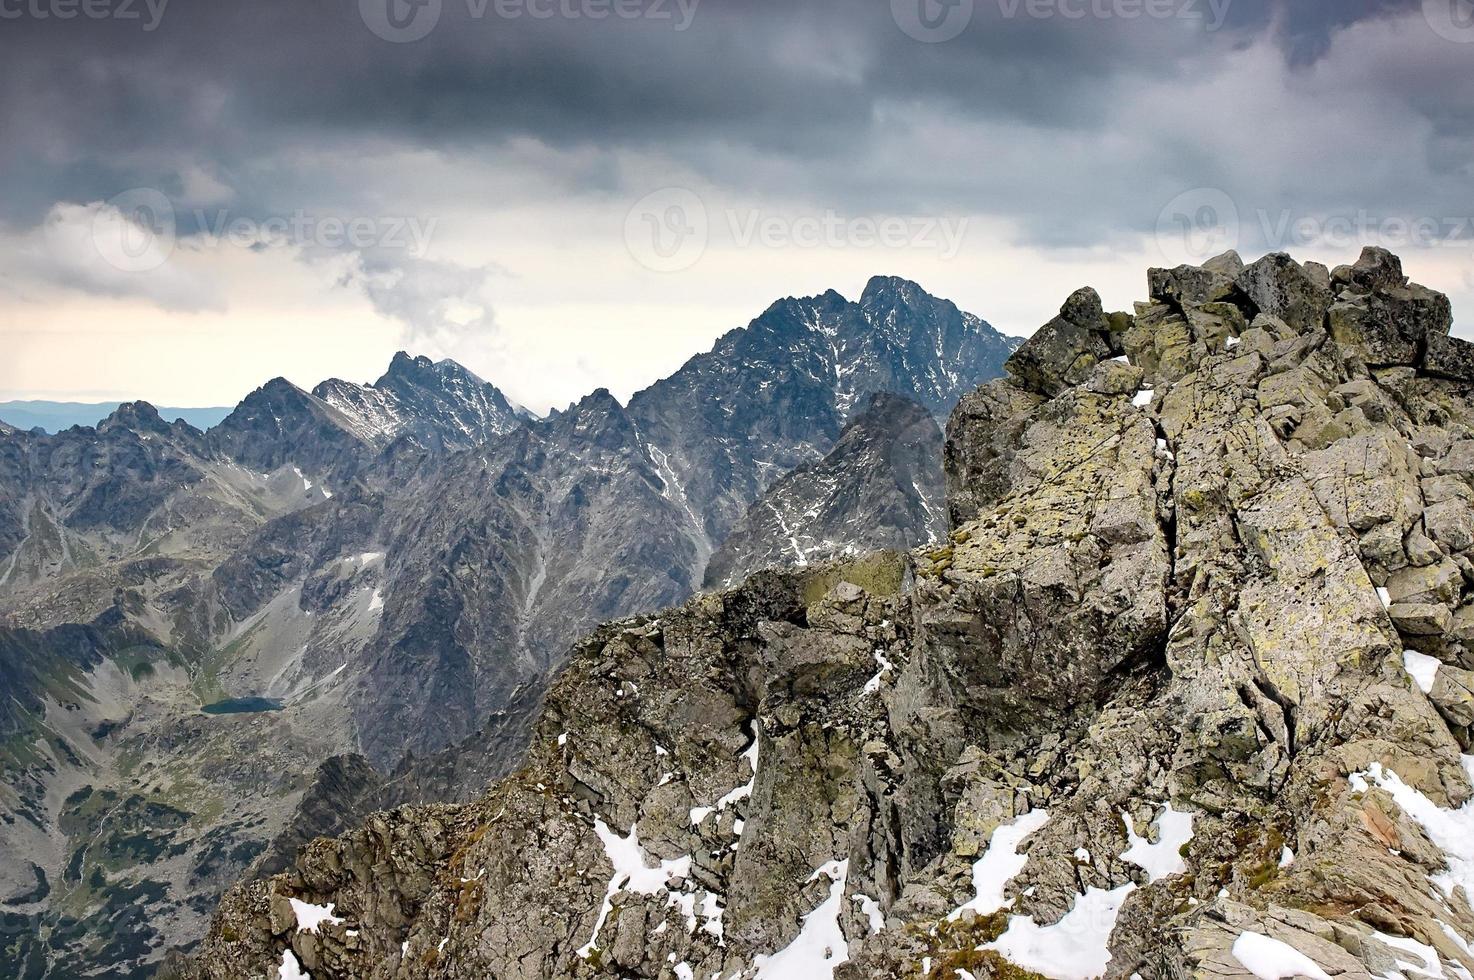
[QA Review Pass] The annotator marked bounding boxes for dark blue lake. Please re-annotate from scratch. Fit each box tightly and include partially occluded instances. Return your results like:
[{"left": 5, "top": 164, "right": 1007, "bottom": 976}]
[{"left": 201, "top": 696, "right": 285, "bottom": 715}]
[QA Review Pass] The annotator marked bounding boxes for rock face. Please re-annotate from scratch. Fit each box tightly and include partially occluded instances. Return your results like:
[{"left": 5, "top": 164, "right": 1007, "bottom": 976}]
[
  {"left": 178, "top": 248, "right": 1474, "bottom": 980},
  {"left": 703, "top": 392, "right": 946, "bottom": 589}
]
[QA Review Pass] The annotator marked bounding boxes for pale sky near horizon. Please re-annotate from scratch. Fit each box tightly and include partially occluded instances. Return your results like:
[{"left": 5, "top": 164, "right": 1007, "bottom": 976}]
[{"left": 3, "top": 0, "right": 1472, "bottom": 414}]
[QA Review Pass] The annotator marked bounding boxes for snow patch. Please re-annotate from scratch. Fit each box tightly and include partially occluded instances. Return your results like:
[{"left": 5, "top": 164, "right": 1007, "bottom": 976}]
[
  {"left": 289, "top": 898, "right": 344, "bottom": 934},
  {"left": 1230, "top": 931, "right": 1332, "bottom": 980},
  {"left": 948, "top": 809, "right": 1049, "bottom": 920},
  {"left": 1404, "top": 650, "right": 1441, "bottom": 694},
  {"left": 753, "top": 860, "right": 850, "bottom": 979},
  {"left": 1120, "top": 803, "right": 1193, "bottom": 883},
  {"left": 689, "top": 723, "right": 760, "bottom": 826},
  {"left": 1132, "top": 388, "right": 1154, "bottom": 408},
  {"left": 864, "top": 648, "right": 895, "bottom": 694},
  {"left": 1350, "top": 759, "right": 1474, "bottom": 902},
  {"left": 278, "top": 949, "right": 310, "bottom": 980},
  {"left": 1370, "top": 929, "right": 1443, "bottom": 978},
  {"left": 852, "top": 894, "right": 884, "bottom": 935},
  {"left": 577, "top": 820, "right": 693, "bottom": 958},
  {"left": 699, "top": 891, "right": 725, "bottom": 941},
  {"left": 984, "top": 884, "right": 1135, "bottom": 979}
]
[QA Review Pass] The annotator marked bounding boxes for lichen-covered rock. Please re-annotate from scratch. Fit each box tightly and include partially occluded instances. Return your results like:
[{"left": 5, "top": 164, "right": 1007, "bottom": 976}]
[
  {"left": 178, "top": 250, "right": 1474, "bottom": 980},
  {"left": 1004, "top": 287, "right": 1122, "bottom": 397}
]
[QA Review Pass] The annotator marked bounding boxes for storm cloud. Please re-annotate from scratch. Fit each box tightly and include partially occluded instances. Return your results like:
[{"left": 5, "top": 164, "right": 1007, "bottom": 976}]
[{"left": 2, "top": 0, "right": 1472, "bottom": 408}]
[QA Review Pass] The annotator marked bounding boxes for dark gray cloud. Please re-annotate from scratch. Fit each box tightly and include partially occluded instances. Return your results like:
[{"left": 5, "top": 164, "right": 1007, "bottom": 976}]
[{"left": 0, "top": 0, "right": 1468, "bottom": 266}]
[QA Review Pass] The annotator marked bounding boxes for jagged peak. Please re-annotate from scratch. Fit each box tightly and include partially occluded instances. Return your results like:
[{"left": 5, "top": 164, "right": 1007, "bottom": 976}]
[
  {"left": 569, "top": 387, "right": 625, "bottom": 416},
  {"left": 216, "top": 378, "right": 326, "bottom": 429},
  {"left": 98, "top": 400, "right": 170, "bottom": 435},
  {"left": 254, "top": 376, "right": 312, "bottom": 400},
  {"left": 379, "top": 351, "right": 440, "bottom": 386},
  {"left": 859, "top": 274, "right": 929, "bottom": 306},
  {"left": 378, "top": 351, "right": 487, "bottom": 387}
]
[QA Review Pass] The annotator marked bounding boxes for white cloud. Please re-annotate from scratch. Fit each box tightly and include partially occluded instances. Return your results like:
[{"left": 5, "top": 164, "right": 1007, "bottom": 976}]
[{"left": 2, "top": 199, "right": 226, "bottom": 313}]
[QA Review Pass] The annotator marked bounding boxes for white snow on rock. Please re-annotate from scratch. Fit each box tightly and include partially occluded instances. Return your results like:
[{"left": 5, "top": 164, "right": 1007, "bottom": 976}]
[
  {"left": 852, "top": 894, "right": 884, "bottom": 935},
  {"left": 1230, "top": 931, "right": 1332, "bottom": 980},
  {"left": 1120, "top": 803, "right": 1194, "bottom": 883},
  {"left": 699, "top": 891, "right": 724, "bottom": 941},
  {"left": 1441, "top": 920, "right": 1474, "bottom": 957},
  {"left": 689, "top": 723, "right": 760, "bottom": 826},
  {"left": 1370, "top": 929, "right": 1443, "bottom": 977},
  {"left": 1403, "top": 650, "right": 1441, "bottom": 694},
  {"left": 753, "top": 860, "right": 850, "bottom": 979},
  {"left": 576, "top": 820, "right": 693, "bottom": 958},
  {"left": 864, "top": 648, "right": 895, "bottom": 694},
  {"left": 1350, "top": 758, "right": 1474, "bottom": 901},
  {"left": 948, "top": 809, "right": 1050, "bottom": 921},
  {"left": 983, "top": 884, "right": 1135, "bottom": 979},
  {"left": 289, "top": 898, "right": 344, "bottom": 934},
  {"left": 1278, "top": 846, "right": 1294, "bottom": 869},
  {"left": 1377, "top": 586, "right": 1392, "bottom": 609},
  {"left": 278, "top": 949, "right": 310, "bottom": 980},
  {"left": 1132, "top": 388, "right": 1154, "bottom": 408}
]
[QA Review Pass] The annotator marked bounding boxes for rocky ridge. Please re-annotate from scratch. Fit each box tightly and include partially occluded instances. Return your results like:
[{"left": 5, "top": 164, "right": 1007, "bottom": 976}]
[{"left": 177, "top": 247, "right": 1474, "bottom": 980}]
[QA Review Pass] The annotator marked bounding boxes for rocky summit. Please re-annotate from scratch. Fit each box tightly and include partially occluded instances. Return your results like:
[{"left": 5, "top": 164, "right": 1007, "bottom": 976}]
[{"left": 170, "top": 246, "right": 1474, "bottom": 980}]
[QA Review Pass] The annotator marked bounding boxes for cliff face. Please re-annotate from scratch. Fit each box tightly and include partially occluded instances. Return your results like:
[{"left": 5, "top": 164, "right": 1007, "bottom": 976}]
[
  {"left": 176, "top": 247, "right": 1474, "bottom": 980},
  {"left": 703, "top": 392, "right": 946, "bottom": 590}
]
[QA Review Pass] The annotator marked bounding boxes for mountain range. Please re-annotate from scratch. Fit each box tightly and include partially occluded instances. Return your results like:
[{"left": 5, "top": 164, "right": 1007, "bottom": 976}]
[
  {"left": 0, "top": 277, "right": 1018, "bottom": 978},
  {"left": 171, "top": 246, "right": 1474, "bottom": 980},
  {"left": 0, "top": 402, "right": 235, "bottom": 435}
]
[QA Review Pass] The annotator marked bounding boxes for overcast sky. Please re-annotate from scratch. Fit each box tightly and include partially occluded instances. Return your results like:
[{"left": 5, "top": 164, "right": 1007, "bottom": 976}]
[{"left": 1, "top": 0, "right": 1471, "bottom": 413}]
